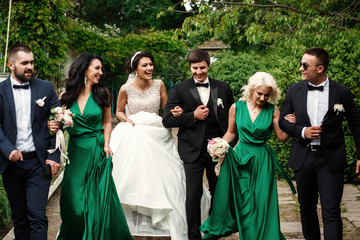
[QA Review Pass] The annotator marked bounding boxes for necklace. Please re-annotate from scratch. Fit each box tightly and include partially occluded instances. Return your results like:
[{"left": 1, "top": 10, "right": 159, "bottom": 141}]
[
  {"left": 251, "top": 106, "right": 261, "bottom": 113},
  {"left": 247, "top": 101, "right": 261, "bottom": 114}
]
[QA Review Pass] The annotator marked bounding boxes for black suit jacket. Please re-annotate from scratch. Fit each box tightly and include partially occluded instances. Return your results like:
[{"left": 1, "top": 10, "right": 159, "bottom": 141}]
[
  {"left": 162, "top": 77, "right": 235, "bottom": 163},
  {"left": 279, "top": 79, "right": 360, "bottom": 172},
  {"left": 0, "top": 76, "right": 60, "bottom": 174}
]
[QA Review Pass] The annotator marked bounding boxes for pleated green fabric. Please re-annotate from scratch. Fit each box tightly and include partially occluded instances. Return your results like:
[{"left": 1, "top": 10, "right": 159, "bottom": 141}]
[
  {"left": 57, "top": 93, "right": 132, "bottom": 240},
  {"left": 200, "top": 101, "right": 295, "bottom": 240}
]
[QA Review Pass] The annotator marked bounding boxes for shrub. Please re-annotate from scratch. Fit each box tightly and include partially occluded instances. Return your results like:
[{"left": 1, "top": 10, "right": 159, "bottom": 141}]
[{"left": 0, "top": 177, "right": 11, "bottom": 227}]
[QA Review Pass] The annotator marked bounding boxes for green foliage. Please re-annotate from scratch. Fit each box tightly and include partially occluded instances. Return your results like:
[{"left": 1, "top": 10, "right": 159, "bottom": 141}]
[
  {"left": 180, "top": 0, "right": 360, "bottom": 50},
  {"left": 0, "top": 177, "right": 11, "bottom": 228},
  {"left": 73, "top": 0, "right": 190, "bottom": 33},
  {"left": 208, "top": 51, "right": 267, "bottom": 100},
  {"left": 65, "top": 20, "right": 188, "bottom": 86},
  {"left": 0, "top": 0, "right": 72, "bottom": 89}
]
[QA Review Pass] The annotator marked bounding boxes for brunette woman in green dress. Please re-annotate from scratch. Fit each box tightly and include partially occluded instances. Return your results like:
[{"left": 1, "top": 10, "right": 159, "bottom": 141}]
[
  {"left": 200, "top": 72, "right": 296, "bottom": 240},
  {"left": 57, "top": 53, "right": 132, "bottom": 240}
]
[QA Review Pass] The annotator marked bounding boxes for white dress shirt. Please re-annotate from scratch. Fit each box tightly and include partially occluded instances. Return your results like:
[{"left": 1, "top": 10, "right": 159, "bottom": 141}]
[
  {"left": 11, "top": 75, "right": 35, "bottom": 152},
  {"left": 194, "top": 77, "right": 210, "bottom": 105},
  {"left": 301, "top": 77, "right": 329, "bottom": 145}
]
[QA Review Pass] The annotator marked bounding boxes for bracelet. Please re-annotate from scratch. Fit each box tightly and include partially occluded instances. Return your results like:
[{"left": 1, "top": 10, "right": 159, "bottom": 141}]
[{"left": 104, "top": 145, "right": 110, "bottom": 148}]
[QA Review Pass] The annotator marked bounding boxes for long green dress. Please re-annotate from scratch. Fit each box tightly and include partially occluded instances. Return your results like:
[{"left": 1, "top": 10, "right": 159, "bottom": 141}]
[
  {"left": 57, "top": 93, "right": 132, "bottom": 240},
  {"left": 200, "top": 101, "right": 295, "bottom": 240}
]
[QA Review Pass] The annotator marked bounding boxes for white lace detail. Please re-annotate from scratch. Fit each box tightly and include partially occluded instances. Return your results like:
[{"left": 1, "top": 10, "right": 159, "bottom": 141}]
[{"left": 124, "top": 80, "right": 161, "bottom": 114}]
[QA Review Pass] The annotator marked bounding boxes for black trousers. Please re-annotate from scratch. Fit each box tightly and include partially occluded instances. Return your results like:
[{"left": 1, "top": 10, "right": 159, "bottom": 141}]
[
  {"left": 184, "top": 149, "right": 218, "bottom": 240},
  {"left": 3, "top": 158, "right": 51, "bottom": 240},
  {"left": 295, "top": 150, "right": 344, "bottom": 240}
]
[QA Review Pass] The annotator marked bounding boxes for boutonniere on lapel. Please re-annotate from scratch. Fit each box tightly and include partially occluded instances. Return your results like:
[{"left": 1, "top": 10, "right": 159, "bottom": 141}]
[
  {"left": 217, "top": 98, "right": 224, "bottom": 108},
  {"left": 35, "top": 96, "right": 47, "bottom": 107},
  {"left": 333, "top": 103, "right": 345, "bottom": 115}
]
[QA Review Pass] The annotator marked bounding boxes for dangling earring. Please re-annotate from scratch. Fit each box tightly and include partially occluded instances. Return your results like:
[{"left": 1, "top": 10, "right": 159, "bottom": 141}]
[
  {"left": 135, "top": 72, "right": 138, "bottom": 76},
  {"left": 84, "top": 75, "right": 87, "bottom": 86}
]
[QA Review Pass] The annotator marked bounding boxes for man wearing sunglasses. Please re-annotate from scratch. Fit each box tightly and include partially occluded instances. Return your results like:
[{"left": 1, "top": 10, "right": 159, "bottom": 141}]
[{"left": 279, "top": 47, "right": 360, "bottom": 240}]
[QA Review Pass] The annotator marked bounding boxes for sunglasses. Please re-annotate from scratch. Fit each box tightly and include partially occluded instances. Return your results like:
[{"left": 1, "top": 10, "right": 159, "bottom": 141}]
[{"left": 299, "top": 62, "right": 322, "bottom": 70}]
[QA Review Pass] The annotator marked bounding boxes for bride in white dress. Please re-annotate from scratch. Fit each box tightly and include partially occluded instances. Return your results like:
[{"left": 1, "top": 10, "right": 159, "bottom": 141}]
[{"left": 110, "top": 51, "right": 210, "bottom": 240}]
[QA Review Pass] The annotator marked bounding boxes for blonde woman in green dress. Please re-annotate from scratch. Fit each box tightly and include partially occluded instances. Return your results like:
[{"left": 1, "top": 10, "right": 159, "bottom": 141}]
[
  {"left": 57, "top": 53, "right": 132, "bottom": 240},
  {"left": 200, "top": 72, "right": 296, "bottom": 240}
]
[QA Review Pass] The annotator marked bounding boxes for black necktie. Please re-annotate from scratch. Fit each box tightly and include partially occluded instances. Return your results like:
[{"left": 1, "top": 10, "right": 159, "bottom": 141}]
[
  {"left": 307, "top": 84, "right": 323, "bottom": 91},
  {"left": 195, "top": 82, "right": 209, "bottom": 88},
  {"left": 13, "top": 84, "right": 29, "bottom": 89}
]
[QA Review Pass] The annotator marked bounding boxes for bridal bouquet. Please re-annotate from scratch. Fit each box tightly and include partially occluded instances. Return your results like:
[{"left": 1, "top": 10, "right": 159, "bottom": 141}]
[
  {"left": 47, "top": 106, "right": 75, "bottom": 164},
  {"left": 207, "top": 137, "right": 230, "bottom": 162},
  {"left": 207, "top": 137, "right": 230, "bottom": 176},
  {"left": 49, "top": 106, "right": 75, "bottom": 131}
]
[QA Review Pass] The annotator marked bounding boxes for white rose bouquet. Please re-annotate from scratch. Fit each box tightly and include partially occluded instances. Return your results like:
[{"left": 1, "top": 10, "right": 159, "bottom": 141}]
[
  {"left": 47, "top": 105, "right": 75, "bottom": 164},
  {"left": 207, "top": 137, "right": 230, "bottom": 176},
  {"left": 49, "top": 106, "right": 74, "bottom": 131}
]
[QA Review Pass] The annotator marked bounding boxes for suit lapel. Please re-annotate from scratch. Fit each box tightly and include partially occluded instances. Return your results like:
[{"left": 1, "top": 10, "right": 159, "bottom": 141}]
[
  {"left": 209, "top": 78, "right": 219, "bottom": 123},
  {"left": 301, "top": 81, "right": 312, "bottom": 125},
  {"left": 322, "top": 79, "right": 337, "bottom": 123},
  {"left": 3, "top": 78, "right": 17, "bottom": 123},
  {"left": 30, "top": 79, "right": 37, "bottom": 123},
  {"left": 188, "top": 78, "right": 203, "bottom": 106}
]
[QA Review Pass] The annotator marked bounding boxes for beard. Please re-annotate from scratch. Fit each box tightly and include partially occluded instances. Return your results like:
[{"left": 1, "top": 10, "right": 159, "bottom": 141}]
[{"left": 14, "top": 67, "right": 33, "bottom": 83}]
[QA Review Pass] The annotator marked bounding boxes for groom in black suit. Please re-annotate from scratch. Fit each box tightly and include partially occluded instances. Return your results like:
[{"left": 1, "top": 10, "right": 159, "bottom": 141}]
[
  {"left": 279, "top": 48, "right": 360, "bottom": 240},
  {"left": 163, "top": 49, "right": 235, "bottom": 239},
  {"left": 0, "top": 44, "right": 61, "bottom": 239}
]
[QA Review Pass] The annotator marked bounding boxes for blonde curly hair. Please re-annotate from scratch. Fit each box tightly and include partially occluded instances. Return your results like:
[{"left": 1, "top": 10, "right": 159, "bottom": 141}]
[{"left": 239, "top": 72, "right": 281, "bottom": 104}]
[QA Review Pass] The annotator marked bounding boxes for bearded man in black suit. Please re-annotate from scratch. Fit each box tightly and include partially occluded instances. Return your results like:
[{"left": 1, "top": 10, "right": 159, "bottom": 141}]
[
  {"left": 279, "top": 47, "right": 360, "bottom": 240},
  {"left": 162, "top": 49, "right": 235, "bottom": 240}
]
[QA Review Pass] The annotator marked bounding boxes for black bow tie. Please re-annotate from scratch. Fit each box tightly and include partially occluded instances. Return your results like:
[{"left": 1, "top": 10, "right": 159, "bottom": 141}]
[
  {"left": 195, "top": 82, "right": 209, "bottom": 88},
  {"left": 13, "top": 84, "right": 29, "bottom": 89},
  {"left": 307, "top": 84, "right": 323, "bottom": 91}
]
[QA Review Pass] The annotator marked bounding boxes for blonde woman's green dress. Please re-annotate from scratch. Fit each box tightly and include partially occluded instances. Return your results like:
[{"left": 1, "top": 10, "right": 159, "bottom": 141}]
[
  {"left": 57, "top": 93, "right": 132, "bottom": 240},
  {"left": 200, "top": 101, "right": 295, "bottom": 240}
]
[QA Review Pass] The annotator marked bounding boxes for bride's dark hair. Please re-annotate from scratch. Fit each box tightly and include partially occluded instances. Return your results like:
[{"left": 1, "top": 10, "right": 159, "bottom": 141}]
[
  {"left": 126, "top": 51, "right": 155, "bottom": 74},
  {"left": 60, "top": 53, "right": 111, "bottom": 109}
]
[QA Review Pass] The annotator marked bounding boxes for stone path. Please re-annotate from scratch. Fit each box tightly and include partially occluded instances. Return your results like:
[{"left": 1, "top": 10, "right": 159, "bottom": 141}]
[
  {"left": 219, "top": 180, "right": 360, "bottom": 240},
  {"left": 3, "top": 177, "right": 360, "bottom": 240}
]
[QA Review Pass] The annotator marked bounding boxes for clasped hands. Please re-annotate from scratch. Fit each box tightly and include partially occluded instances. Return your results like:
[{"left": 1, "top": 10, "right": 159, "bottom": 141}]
[
  {"left": 171, "top": 104, "right": 209, "bottom": 120},
  {"left": 171, "top": 105, "right": 210, "bottom": 121},
  {"left": 193, "top": 105, "right": 209, "bottom": 120},
  {"left": 170, "top": 106, "right": 184, "bottom": 117}
]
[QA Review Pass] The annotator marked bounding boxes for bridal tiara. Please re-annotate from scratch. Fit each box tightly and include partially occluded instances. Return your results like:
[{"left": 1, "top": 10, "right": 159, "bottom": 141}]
[{"left": 130, "top": 51, "right": 142, "bottom": 70}]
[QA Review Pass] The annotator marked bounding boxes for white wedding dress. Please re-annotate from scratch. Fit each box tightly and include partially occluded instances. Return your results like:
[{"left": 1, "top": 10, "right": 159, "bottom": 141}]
[{"left": 110, "top": 80, "right": 210, "bottom": 240}]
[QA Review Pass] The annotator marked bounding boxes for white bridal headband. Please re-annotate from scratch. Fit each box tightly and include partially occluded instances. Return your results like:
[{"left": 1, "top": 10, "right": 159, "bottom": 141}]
[{"left": 130, "top": 51, "right": 141, "bottom": 69}]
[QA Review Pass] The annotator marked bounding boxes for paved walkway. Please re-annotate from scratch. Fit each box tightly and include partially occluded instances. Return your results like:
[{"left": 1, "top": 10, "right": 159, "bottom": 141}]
[
  {"left": 278, "top": 181, "right": 360, "bottom": 240},
  {"left": 215, "top": 180, "right": 360, "bottom": 240},
  {"left": 3, "top": 177, "right": 360, "bottom": 240}
]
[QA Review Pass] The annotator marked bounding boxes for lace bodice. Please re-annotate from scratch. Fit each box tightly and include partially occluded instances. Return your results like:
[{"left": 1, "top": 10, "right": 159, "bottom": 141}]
[{"left": 124, "top": 80, "right": 161, "bottom": 114}]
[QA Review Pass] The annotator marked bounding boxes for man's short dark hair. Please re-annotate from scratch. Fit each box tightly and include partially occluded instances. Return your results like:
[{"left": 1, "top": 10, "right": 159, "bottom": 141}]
[
  {"left": 8, "top": 44, "right": 32, "bottom": 62},
  {"left": 304, "top": 47, "right": 330, "bottom": 71},
  {"left": 188, "top": 49, "right": 210, "bottom": 66}
]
